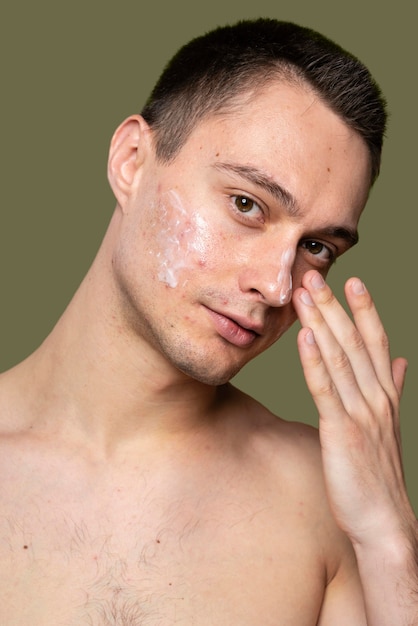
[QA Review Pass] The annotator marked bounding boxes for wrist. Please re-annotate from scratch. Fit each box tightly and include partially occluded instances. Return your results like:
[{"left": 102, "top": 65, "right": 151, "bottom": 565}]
[{"left": 352, "top": 516, "right": 418, "bottom": 575}]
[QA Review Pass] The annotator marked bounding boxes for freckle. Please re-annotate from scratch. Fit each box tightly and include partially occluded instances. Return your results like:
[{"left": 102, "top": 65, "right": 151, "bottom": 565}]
[
  {"left": 156, "top": 539, "right": 161, "bottom": 544},
  {"left": 327, "top": 167, "right": 331, "bottom": 172},
  {"left": 169, "top": 582, "right": 172, "bottom": 586},
  {"left": 215, "top": 152, "right": 220, "bottom": 157},
  {"left": 23, "top": 545, "right": 28, "bottom": 550}
]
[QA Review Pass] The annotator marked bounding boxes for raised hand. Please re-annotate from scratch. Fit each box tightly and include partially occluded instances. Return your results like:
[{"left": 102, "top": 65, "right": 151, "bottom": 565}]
[{"left": 293, "top": 270, "right": 415, "bottom": 546}]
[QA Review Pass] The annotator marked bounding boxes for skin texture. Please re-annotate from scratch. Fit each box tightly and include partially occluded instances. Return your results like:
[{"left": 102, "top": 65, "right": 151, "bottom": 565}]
[{"left": 0, "top": 79, "right": 416, "bottom": 625}]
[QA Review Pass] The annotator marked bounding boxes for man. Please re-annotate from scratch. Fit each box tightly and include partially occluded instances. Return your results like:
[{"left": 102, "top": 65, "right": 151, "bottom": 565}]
[{"left": 0, "top": 18, "right": 416, "bottom": 625}]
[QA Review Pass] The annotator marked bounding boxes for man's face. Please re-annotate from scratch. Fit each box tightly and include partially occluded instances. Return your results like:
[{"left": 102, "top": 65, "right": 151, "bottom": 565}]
[{"left": 112, "top": 80, "right": 371, "bottom": 385}]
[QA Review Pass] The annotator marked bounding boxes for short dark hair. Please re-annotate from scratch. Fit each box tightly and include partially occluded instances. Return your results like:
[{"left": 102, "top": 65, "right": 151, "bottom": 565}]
[{"left": 141, "top": 18, "right": 387, "bottom": 184}]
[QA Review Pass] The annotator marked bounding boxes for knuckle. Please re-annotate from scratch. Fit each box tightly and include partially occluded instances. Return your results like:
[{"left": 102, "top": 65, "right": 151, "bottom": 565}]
[
  {"left": 318, "top": 288, "right": 335, "bottom": 307},
  {"left": 315, "top": 380, "right": 336, "bottom": 398},
  {"left": 346, "top": 327, "right": 365, "bottom": 351},
  {"left": 375, "top": 392, "right": 395, "bottom": 421},
  {"left": 378, "top": 329, "right": 390, "bottom": 352},
  {"left": 330, "top": 350, "right": 350, "bottom": 371}
]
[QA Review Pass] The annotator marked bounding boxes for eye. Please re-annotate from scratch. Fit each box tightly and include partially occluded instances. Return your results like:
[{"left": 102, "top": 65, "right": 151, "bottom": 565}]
[
  {"left": 230, "top": 195, "right": 264, "bottom": 224},
  {"left": 234, "top": 196, "right": 257, "bottom": 213},
  {"left": 301, "top": 240, "right": 336, "bottom": 265}
]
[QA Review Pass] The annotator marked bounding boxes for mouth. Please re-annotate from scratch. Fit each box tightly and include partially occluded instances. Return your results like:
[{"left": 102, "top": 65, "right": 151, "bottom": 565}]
[{"left": 204, "top": 307, "right": 262, "bottom": 348}]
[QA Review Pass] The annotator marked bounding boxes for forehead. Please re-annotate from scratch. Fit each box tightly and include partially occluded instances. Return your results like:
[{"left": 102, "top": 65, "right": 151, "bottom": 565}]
[{"left": 169, "top": 80, "right": 372, "bottom": 224}]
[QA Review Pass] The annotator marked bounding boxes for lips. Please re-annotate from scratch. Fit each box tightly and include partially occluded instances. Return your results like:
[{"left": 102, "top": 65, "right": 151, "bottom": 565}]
[{"left": 205, "top": 308, "right": 261, "bottom": 348}]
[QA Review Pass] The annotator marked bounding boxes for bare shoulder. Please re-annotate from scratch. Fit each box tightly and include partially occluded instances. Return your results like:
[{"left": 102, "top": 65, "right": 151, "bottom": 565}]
[
  {"left": 227, "top": 384, "right": 356, "bottom": 574},
  {"left": 228, "top": 383, "right": 322, "bottom": 472}
]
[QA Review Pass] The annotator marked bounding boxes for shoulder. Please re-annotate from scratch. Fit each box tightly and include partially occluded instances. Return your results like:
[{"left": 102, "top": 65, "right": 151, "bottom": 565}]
[
  {"left": 228, "top": 383, "right": 322, "bottom": 471},
  {"left": 228, "top": 384, "right": 355, "bottom": 569}
]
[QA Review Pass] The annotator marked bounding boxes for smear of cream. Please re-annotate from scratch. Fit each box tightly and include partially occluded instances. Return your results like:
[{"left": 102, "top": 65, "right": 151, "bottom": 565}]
[
  {"left": 276, "top": 247, "right": 295, "bottom": 304},
  {"left": 156, "top": 190, "right": 211, "bottom": 288}
]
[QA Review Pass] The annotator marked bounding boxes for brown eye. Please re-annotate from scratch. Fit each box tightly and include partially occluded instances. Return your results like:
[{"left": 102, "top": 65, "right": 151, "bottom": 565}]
[
  {"left": 305, "top": 241, "right": 325, "bottom": 255},
  {"left": 234, "top": 196, "right": 255, "bottom": 213},
  {"left": 301, "top": 240, "right": 335, "bottom": 264}
]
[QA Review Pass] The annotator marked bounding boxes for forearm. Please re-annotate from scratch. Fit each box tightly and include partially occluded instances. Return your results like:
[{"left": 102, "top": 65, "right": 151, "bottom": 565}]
[{"left": 354, "top": 519, "right": 418, "bottom": 626}]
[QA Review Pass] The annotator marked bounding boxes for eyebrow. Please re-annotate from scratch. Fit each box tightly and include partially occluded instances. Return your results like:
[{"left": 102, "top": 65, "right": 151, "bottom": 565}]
[
  {"left": 315, "top": 226, "right": 359, "bottom": 248},
  {"left": 213, "top": 160, "right": 359, "bottom": 249},
  {"left": 214, "top": 161, "right": 299, "bottom": 216}
]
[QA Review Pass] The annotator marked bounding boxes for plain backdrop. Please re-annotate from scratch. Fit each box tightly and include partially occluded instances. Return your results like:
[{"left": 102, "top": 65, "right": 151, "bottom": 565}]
[{"left": 1, "top": 1, "right": 416, "bottom": 512}]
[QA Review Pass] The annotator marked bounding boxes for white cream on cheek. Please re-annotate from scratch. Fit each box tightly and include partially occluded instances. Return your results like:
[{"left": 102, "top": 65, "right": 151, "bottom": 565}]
[{"left": 154, "top": 190, "right": 212, "bottom": 288}]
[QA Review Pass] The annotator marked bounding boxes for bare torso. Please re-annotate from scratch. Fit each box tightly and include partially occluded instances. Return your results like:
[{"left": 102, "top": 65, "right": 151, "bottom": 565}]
[{"left": 0, "top": 386, "right": 357, "bottom": 626}]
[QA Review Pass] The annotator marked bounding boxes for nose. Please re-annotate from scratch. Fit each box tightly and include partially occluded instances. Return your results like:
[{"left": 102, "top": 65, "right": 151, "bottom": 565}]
[{"left": 239, "top": 247, "right": 295, "bottom": 307}]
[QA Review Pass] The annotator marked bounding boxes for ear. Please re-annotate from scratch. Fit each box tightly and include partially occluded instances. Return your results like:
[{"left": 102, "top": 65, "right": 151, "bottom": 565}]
[{"left": 107, "top": 115, "right": 152, "bottom": 210}]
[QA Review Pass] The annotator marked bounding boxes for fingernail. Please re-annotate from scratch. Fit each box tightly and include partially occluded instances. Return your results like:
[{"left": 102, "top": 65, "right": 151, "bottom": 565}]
[
  {"left": 300, "top": 290, "right": 314, "bottom": 306},
  {"left": 351, "top": 278, "right": 365, "bottom": 295},
  {"left": 311, "top": 273, "right": 325, "bottom": 289},
  {"left": 305, "top": 329, "right": 316, "bottom": 345}
]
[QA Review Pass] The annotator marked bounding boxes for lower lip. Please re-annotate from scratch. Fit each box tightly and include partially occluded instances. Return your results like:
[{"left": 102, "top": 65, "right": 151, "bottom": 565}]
[{"left": 205, "top": 308, "right": 258, "bottom": 348}]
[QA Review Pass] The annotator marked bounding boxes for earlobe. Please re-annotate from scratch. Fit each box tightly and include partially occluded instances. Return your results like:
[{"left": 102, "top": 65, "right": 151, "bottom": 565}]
[{"left": 107, "top": 115, "right": 152, "bottom": 210}]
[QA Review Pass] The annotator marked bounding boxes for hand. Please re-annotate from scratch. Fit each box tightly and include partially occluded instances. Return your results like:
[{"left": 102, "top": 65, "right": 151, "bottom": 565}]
[{"left": 293, "top": 270, "right": 414, "bottom": 547}]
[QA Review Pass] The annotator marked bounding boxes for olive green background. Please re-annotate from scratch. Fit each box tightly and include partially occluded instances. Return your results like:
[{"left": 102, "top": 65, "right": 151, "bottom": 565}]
[{"left": 1, "top": 1, "right": 416, "bottom": 512}]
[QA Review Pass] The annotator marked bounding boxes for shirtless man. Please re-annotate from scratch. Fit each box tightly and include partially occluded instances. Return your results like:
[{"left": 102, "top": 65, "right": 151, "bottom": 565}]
[{"left": 0, "top": 18, "right": 417, "bottom": 626}]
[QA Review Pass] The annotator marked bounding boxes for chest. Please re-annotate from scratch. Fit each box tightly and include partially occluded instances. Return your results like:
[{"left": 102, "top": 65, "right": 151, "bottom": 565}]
[{"left": 0, "top": 475, "right": 325, "bottom": 625}]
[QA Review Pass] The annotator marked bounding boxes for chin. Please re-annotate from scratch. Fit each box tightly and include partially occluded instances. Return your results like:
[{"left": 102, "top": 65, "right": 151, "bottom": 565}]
[
  {"left": 154, "top": 324, "right": 263, "bottom": 387},
  {"left": 176, "top": 357, "right": 243, "bottom": 387},
  {"left": 164, "top": 342, "right": 247, "bottom": 387}
]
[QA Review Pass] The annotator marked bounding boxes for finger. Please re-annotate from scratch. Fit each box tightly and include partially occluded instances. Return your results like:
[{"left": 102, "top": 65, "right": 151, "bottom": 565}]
[
  {"left": 392, "top": 357, "right": 408, "bottom": 400},
  {"left": 295, "top": 316, "right": 372, "bottom": 421},
  {"left": 343, "top": 277, "right": 396, "bottom": 394},
  {"left": 296, "top": 326, "right": 346, "bottom": 419},
  {"left": 388, "top": 357, "right": 408, "bottom": 447},
  {"left": 293, "top": 282, "right": 382, "bottom": 411},
  {"left": 298, "top": 272, "right": 399, "bottom": 404}
]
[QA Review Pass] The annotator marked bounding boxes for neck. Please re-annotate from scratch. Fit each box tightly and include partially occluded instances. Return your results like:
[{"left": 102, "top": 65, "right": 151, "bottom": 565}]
[{"left": 4, "top": 237, "right": 225, "bottom": 454}]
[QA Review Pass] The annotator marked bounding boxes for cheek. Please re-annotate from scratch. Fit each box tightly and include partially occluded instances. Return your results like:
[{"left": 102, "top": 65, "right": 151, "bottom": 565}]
[{"left": 153, "top": 190, "right": 222, "bottom": 288}]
